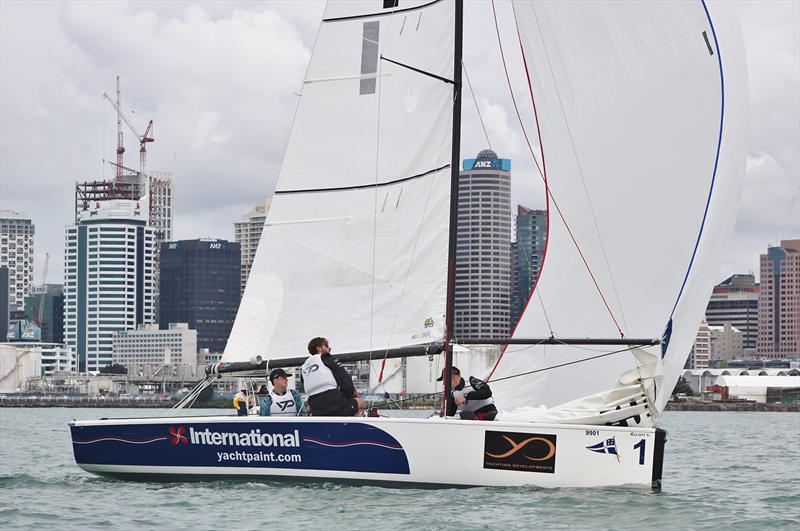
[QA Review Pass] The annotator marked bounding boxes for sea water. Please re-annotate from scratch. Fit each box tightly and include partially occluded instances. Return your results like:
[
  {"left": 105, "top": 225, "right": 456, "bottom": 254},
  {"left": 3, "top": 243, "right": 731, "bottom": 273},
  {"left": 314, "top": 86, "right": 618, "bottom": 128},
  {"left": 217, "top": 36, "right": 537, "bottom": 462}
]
[{"left": 0, "top": 408, "right": 798, "bottom": 530}]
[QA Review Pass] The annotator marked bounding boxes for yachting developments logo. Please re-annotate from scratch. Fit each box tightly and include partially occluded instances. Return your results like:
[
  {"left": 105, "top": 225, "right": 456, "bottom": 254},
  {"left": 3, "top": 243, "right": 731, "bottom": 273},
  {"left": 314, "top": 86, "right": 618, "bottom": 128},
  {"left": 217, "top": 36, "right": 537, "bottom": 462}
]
[
  {"left": 587, "top": 437, "right": 620, "bottom": 462},
  {"left": 483, "top": 431, "right": 557, "bottom": 474}
]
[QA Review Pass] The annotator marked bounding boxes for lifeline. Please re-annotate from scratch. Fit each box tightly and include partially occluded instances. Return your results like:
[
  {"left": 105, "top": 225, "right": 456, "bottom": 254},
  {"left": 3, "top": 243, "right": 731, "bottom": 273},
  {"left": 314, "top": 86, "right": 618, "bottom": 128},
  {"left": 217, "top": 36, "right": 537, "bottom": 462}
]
[{"left": 189, "top": 427, "right": 300, "bottom": 447}]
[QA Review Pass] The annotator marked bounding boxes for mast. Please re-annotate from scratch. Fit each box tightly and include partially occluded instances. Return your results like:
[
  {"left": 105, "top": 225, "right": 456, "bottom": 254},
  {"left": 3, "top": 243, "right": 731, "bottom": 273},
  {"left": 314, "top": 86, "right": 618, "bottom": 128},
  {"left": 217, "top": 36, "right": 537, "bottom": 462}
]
[{"left": 442, "top": 0, "right": 464, "bottom": 417}]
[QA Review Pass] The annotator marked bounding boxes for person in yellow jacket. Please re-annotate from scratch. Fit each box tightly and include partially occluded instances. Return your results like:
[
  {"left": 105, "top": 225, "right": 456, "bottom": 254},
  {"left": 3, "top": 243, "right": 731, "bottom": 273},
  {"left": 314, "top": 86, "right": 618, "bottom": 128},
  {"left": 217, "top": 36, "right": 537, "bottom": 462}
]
[{"left": 232, "top": 388, "right": 255, "bottom": 416}]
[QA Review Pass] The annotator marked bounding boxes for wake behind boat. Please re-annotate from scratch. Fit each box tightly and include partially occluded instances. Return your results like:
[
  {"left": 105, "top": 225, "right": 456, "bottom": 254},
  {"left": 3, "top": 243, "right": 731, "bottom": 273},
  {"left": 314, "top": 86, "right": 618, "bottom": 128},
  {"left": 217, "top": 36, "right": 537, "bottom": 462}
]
[{"left": 70, "top": 0, "right": 747, "bottom": 489}]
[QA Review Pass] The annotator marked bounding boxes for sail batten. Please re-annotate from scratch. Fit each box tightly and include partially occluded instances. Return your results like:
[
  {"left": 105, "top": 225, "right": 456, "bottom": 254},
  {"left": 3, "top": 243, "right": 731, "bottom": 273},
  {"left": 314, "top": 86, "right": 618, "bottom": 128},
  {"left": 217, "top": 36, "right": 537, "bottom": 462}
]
[{"left": 224, "top": 0, "right": 456, "bottom": 364}]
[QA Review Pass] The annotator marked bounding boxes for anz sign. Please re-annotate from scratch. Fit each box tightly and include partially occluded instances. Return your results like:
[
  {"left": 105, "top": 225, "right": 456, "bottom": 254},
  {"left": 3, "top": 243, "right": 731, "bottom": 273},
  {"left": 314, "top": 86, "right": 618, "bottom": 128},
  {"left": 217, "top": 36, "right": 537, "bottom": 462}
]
[{"left": 463, "top": 158, "right": 511, "bottom": 171}]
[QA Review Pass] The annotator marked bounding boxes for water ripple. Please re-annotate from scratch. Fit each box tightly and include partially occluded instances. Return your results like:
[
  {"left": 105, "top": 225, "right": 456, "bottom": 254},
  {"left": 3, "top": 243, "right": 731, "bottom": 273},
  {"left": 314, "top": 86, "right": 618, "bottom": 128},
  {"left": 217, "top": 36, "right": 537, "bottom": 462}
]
[{"left": 1, "top": 409, "right": 798, "bottom": 530}]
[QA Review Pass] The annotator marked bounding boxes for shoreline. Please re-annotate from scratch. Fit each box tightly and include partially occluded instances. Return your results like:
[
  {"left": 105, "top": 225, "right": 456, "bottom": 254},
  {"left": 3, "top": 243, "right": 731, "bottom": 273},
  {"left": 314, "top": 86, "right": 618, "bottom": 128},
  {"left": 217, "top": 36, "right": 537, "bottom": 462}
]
[
  {"left": 664, "top": 401, "right": 799, "bottom": 412},
  {"left": 0, "top": 399, "right": 798, "bottom": 412}
]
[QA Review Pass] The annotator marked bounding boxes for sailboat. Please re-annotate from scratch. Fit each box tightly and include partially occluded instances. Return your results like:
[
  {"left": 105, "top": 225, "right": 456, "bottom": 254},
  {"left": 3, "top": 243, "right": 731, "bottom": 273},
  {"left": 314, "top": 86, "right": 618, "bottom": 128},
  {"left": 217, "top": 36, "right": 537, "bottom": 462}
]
[{"left": 70, "top": 0, "right": 747, "bottom": 488}]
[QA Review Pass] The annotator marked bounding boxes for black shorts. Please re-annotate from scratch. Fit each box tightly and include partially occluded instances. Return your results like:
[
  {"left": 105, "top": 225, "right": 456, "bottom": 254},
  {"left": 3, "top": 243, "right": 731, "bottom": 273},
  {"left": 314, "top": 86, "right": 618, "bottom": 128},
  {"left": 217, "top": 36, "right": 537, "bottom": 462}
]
[
  {"left": 323, "top": 398, "right": 359, "bottom": 417},
  {"left": 309, "top": 391, "right": 359, "bottom": 417}
]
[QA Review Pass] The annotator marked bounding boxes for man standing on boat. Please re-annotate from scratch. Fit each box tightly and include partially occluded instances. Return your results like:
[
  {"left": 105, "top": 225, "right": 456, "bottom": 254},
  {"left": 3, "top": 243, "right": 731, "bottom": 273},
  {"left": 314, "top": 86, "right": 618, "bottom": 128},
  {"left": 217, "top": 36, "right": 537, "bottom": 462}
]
[
  {"left": 302, "top": 337, "right": 366, "bottom": 416},
  {"left": 438, "top": 367, "right": 497, "bottom": 421},
  {"left": 232, "top": 388, "right": 254, "bottom": 417},
  {"left": 259, "top": 368, "right": 307, "bottom": 416}
]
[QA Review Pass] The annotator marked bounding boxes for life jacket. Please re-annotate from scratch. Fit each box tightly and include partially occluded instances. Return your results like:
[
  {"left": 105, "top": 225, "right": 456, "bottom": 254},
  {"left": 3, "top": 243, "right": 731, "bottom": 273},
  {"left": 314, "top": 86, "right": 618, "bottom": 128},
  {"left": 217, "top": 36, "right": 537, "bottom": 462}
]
[
  {"left": 269, "top": 389, "right": 299, "bottom": 416},
  {"left": 455, "top": 378, "right": 495, "bottom": 413},
  {"left": 233, "top": 391, "right": 254, "bottom": 410},
  {"left": 301, "top": 354, "right": 338, "bottom": 397}
]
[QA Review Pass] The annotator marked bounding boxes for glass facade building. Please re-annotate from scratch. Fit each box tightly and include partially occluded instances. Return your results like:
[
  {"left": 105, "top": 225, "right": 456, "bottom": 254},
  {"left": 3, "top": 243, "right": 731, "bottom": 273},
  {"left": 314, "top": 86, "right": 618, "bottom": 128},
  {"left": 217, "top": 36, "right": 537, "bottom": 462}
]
[
  {"left": 511, "top": 206, "right": 547, "bottom": 329},
  {"left": 159, "top": 239, "right": 241, "bottom": 354},
  {"left": 758, "top": 240, "right": 800, "bottom": 358},
  {"left": 64, "top": 200, "right": 156, "bottom": 373},
  {"left": 454, "top": 150, "right": 512, "bottom": 340},
  {"left": 24, "top": 284, "right": 65, "bottom": 344}
]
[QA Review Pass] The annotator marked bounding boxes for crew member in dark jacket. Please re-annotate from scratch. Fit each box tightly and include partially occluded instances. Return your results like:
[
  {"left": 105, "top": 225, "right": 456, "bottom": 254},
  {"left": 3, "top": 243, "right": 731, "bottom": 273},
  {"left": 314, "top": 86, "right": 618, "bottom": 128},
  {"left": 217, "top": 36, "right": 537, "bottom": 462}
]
[
  {"left": 438, "top": 366, "right": 497, "bottom": 420},
  {"left": 301, "top": 337, "right": 366, "bottom": 416}
]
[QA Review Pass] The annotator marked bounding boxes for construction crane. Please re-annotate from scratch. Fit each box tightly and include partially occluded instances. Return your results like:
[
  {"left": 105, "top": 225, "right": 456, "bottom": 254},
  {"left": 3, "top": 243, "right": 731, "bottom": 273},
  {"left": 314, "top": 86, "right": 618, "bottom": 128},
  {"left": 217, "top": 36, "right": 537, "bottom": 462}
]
[{"left": 103, "top": 76, "right": 156, "bottom": 179}]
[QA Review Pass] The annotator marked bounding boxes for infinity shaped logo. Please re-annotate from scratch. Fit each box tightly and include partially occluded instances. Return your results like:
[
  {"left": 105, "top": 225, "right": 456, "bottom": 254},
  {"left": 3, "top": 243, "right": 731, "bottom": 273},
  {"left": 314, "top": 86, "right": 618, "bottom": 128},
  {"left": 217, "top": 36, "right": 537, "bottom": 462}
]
[{"left": 485, "top": 435, "right": 556, "bottom": 461}]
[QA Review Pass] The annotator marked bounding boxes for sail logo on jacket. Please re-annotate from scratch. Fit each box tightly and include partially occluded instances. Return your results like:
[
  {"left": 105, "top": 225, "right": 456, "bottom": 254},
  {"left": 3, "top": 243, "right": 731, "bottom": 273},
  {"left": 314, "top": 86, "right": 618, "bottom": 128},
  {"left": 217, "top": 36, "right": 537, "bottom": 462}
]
[
  {"left": 167, "top": 426, "right": 301, "bottom": 448},
  {"left": 483, "top": 431, "right": 557, "bottom": 474}
]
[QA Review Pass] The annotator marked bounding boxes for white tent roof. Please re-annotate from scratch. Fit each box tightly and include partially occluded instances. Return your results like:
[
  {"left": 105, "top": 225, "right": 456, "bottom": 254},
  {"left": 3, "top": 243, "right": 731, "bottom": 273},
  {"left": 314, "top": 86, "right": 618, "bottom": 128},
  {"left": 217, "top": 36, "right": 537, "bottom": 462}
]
[{"left": 714, "top": 375, "right": 800, "bottom": 388}]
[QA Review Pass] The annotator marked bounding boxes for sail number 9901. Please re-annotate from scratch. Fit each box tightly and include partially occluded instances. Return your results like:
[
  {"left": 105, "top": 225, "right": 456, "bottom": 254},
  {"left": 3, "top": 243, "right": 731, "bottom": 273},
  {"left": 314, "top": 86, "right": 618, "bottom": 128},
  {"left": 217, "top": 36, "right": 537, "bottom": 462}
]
[{"left": 585, "top": 429, "right": 599, "bottom": 436}]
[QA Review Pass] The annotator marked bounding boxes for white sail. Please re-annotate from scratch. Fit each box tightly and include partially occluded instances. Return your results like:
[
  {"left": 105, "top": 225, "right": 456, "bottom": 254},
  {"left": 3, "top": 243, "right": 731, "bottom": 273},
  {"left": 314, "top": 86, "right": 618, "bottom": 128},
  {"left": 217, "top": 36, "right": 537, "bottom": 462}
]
[
  {"left": 491, "top": 1, "right": 748, "bottom": 413},
  {"left": 224, "top": 0, "right": 456, "bottom": 362}
]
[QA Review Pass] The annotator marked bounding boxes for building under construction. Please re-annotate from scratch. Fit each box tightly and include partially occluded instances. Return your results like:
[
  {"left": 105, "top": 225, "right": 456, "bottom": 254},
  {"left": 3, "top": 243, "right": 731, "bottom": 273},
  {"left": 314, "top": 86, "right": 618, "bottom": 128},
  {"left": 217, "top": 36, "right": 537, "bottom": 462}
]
[{"left": 74, "top": 76, "right": 174, "bottom": 314}]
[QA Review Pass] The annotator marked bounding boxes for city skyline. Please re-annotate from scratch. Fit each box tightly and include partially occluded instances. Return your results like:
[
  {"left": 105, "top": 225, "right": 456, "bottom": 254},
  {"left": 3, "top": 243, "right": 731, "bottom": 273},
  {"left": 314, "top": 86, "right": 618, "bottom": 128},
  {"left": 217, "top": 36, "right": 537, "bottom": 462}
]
[{"left": 0, "top": 1, "right": 798, "bottom": 287}]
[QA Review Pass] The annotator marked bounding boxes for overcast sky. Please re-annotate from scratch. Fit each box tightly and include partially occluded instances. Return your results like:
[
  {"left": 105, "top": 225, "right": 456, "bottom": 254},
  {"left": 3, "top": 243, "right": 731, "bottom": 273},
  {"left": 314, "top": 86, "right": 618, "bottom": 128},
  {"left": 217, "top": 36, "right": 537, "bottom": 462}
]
[{"left": 1, "top": 0, "right": 798, "bottom": 285}]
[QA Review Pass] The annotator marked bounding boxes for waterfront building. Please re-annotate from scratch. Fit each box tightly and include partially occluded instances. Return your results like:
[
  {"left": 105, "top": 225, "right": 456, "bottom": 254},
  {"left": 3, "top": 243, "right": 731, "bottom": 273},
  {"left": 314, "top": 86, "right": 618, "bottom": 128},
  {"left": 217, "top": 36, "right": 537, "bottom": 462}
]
[
  {"left": 234, "top": 197, "right": 271, "bottom": 295},
  {"left": 24, "top": 284, "right": 64, "bottom": 344},
  {"left": 709, "top": 323, "right": 744, "bottom": 363},
  {"left": 112, "top": 323, "right": 197, "bottom": 368},
  {"left": 686, "top": 320, "right": 711, "bottom": 369},
  {"left": 64, "top": 199, "right": 156, "bottom": 373},
  {"left": 705, "top": 274, "right": 759, "bottom": 355},
  {"left": 0, "top": 266, "right": 8, "bottom": 340},
  {"left": 758, "top": 239, "right": 800, "bottom": 359},
  {"left": 511, "top": 206, "right": 547, "bottom": 329},
  {"left": 454, "top": 150, "right": 512, "bottom": 340},
  {"left": 0, "top": 210, "right": 35, "bottom": 312},
  {"left": 159, "top": 239, "right": 240, "bottom": 354},
  {"left": 0, "top": 344, "right": 41, "bottom": 393},
  {"left": 5, "top": 341, "right": 76, "bottom": 376}
]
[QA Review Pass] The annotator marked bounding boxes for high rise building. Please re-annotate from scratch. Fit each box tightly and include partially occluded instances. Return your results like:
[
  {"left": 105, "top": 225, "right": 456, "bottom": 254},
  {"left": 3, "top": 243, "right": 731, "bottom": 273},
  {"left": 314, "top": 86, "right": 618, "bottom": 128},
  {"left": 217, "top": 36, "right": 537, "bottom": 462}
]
[
  {"left": 159, "top": 239, "right": 241, "bottom": 354},
  {"left": 74, "top": 173, "right": 173, "bottom": 240},
  {"left": 234, "top": 197, "right": 271, "bottom": 295},
  {"left": 0, "top": 210, "right": 35, "bottom": 312},
  {"left": 0, "top": 266, "right": 8, "bottom": 340},
  {"left": 687, "top": 320, "right": 711, "bottom": 369},
  {"left": 74, "top": 172, "right": 173, "bottom": 318},
  {"left": 64, "top": 200, "right": 156, "bottom": 373},
  {"left": 24, "top": 284, "right": 65, "bottom": 344},
  {"left": 758, "top": 239, "right": 800, "bottom": 359},
  {"left": 511, "top": 206, "right": 547, "bottom": 329},
  {"left": 454, "top": 150, "right": 512, "bottom": 340},
  {"left": 705, "top": 274, "right": 759, "bottom": 355}
]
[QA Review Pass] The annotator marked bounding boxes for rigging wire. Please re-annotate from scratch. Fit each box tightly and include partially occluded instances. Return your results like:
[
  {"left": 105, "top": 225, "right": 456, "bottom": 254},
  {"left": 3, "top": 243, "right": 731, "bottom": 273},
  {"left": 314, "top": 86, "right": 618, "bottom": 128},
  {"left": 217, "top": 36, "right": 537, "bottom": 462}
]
[
  {"left": 527, "top": 5, "right": 629, "bottom": 333},
  {"left": 366, "top": 11, "right": 453, "bottom": 402},
  {"left": 368, "top": 343, "right": 644, "bottom": 410},
  {"left": 462, "top": 61, "right": 492, "bottom": 151},
  {"left": 489, "top": 0, "right": 625, "bottom": 340}
]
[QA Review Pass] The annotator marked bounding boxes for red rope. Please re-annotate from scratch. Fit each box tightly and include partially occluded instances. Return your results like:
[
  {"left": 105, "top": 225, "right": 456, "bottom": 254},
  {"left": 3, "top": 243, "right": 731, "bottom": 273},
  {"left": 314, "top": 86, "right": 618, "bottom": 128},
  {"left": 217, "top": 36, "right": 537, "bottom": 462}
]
[{"left": 486, "top": 1, "right": 623, "bottom": 381}]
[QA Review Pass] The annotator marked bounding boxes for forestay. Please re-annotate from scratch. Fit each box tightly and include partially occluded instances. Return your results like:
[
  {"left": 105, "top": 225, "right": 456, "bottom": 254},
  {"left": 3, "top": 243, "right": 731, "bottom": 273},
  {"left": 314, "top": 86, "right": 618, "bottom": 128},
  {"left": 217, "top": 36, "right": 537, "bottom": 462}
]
[
  {"left": 224, "top": 1, "right": 456, "bottom": 363},
  {"left": 491, "top": 1, "right": 747, "bottom": 413}
]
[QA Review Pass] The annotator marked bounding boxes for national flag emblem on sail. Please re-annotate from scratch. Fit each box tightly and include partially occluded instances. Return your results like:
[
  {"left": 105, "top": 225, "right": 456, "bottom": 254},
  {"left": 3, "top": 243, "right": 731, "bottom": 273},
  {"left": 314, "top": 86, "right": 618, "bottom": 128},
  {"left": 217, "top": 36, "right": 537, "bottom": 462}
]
[{"left": 587, "top": 437, "right": 618, "bottom": 459}]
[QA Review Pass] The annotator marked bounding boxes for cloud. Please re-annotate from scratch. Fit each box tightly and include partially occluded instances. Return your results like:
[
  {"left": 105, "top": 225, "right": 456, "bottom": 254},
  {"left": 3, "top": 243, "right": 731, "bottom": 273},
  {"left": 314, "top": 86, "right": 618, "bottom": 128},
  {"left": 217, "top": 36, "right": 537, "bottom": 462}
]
[
  {"left": 0, "top": 0, "right": 797, "bottom": 289},
  {"left": 1, "top": 1, "right": 322, "bottom": 280}
]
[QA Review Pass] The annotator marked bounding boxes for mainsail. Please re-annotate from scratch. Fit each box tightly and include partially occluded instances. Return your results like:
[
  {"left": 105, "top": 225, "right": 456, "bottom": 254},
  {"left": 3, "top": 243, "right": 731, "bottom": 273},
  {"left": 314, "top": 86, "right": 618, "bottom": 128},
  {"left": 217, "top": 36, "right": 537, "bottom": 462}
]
[
  {"left": 224, "top": 0, "right": 456, "bottom": 363},
  {"left": 491, "top": 0, "right": 748, "bottom": 412}
]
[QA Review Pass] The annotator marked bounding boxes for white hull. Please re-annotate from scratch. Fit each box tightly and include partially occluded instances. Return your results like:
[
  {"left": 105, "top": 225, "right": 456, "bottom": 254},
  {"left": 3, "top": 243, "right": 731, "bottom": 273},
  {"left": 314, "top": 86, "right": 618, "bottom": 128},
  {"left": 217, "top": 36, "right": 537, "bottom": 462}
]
[{"left": 70, "top": 415, "right": 665, "bottom": 488}]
